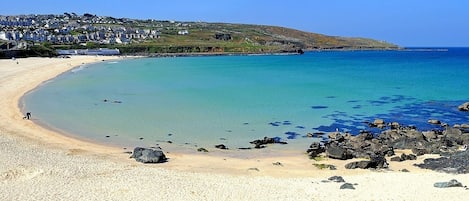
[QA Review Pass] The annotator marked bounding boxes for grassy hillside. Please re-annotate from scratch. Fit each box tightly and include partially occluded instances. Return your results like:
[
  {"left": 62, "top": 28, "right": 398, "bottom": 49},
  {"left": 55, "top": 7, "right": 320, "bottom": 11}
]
[{"left": 109, "top": 21, "right": 399, "bottom": 54}]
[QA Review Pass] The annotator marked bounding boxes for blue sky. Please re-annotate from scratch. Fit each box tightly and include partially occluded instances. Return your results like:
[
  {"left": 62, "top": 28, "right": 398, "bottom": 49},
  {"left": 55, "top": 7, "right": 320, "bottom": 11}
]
[{"left": 2, "top": 0, "right": 468, "bottom": 47}]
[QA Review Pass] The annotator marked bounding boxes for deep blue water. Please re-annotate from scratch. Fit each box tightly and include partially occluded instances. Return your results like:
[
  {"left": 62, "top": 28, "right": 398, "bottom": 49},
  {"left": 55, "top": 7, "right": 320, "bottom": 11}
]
[{"left": 23, "top": 48, "right": 469, "bottom": 151}]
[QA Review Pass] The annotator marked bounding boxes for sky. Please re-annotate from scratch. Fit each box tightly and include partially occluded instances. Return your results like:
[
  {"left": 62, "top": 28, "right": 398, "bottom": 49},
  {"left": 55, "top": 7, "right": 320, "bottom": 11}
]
[{"left": 1, "top": 0, "right": 468, "bottom": 47}]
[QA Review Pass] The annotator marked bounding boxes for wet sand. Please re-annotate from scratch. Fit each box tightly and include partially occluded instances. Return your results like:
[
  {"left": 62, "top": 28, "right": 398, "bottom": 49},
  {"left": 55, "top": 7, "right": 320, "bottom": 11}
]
[{"left": 0, "top": 56, "right": 468, "bottom": 201}]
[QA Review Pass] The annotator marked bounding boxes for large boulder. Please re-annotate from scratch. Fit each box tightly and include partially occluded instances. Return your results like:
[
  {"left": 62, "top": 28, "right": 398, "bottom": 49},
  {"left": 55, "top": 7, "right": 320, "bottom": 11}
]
[
  {"left": 326, "top": 143, "right": 353, "bottom": 160},
  {"left": 344, "top": 156, "right": 388, "bottom": 169},
  {"left": 130, "top": 147, "right": 167, "bottom": 163}
]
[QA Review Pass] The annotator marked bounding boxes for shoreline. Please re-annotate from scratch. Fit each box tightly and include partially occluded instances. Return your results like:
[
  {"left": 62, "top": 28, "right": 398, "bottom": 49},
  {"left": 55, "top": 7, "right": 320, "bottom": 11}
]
[{"left": 1, "top": 56, "right": 468, "bottom": 200}]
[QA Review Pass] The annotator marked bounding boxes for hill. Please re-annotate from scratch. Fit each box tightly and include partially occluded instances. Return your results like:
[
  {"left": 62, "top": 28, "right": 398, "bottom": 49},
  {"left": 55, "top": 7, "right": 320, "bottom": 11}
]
[
  {"left": 114, "top": 21, "right": 399, "bottom": 54},
  {"left": 1, "top": 14, "right": 399, "bottom": 56}
]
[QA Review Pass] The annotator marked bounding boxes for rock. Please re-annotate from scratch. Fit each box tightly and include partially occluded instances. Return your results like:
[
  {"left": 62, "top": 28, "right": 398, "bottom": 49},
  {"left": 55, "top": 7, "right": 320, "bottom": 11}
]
[
  {"left": 306, "top": 142, "right": 325, "bottom": 158},
  {"left": 428, "top": 119, "right": 441, "bottom": 125},
  {"left": 326, "top": 144, "right": 353, "bottom": 160},
  {"left": 340, "top": 183, "right": 355, "bottom": 190},
  {"left": 370, "top": 155, "right": 388, "bottom": 168},
  {"left": 250, "top": 136, "right": 287, "bottom": 148},
  {"left": 415, "top": 151, "right": 469, "bottom": 174},
  {"left": 215, "top": 144, "right": 228, "bottom": 149},
  {"left": 130, "top": 147, "right": 167, "bottom": 163},
  {"left": 422, "top": 131, "right": 437, "bottom": 141},
  {"left": 458, "top": 102, "right": 469, "bottom": 111},
  {"left": 345, "top": 161, "right": 372, "bottom": 169},
  {"left": 390, "top": 122, "right": 400, "bottom": 129},
  {"left": 412, "top": 148, "right": 429, "bottom": 156},
  {"left": 444, "top": 127, "right": 462, "bottom": 138},
  {"left": 434, "top": 179, "right": 463, "bottom": 188},
  {"left": 400, "top": 169, "right": 410, "bottom": 172},
  {"left": 344, "top": 156, "right": 387, "bottom": 169},
  {"left": 197, "top": 147, "right": 209, "bottom": 152},
  {"left": 328, "top": 176, "right": 345, "bottom": 183},
  {"left": 374, "top": 119, "right": 385, "bottom": 125},
  {"left": 401, "top": 153, "right": 417, "bottom": 161}
]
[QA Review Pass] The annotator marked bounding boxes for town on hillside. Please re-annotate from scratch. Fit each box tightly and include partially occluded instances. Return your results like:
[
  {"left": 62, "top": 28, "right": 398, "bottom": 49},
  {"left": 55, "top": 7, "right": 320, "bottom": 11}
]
[{"left": 0, "top": 13, "right": 191, "bottom": 51}]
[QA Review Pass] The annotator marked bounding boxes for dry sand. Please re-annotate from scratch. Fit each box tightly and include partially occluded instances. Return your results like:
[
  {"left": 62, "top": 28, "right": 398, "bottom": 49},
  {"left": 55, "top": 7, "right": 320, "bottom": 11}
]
[{"left": 0, "top": 56, "right": 468, "bottom": 201}]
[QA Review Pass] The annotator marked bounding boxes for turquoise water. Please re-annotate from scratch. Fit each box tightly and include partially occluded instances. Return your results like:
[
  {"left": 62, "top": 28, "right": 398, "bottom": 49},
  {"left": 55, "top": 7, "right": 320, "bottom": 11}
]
[{"left": 23, "top": 48, "right": 469, "bottom": 152}]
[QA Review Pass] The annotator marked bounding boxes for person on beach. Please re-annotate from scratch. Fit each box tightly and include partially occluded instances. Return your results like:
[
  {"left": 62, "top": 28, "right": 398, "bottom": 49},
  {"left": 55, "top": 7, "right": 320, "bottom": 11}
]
[{"left": 26, "top": 112, "right": 31, "bottom": 119}]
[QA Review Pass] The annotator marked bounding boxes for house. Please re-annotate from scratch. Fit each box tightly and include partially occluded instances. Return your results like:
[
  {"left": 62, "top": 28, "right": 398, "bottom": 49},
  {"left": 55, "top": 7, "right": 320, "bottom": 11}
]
[{"left": 177, "top": 30, "right": 189, "bottom": 35}]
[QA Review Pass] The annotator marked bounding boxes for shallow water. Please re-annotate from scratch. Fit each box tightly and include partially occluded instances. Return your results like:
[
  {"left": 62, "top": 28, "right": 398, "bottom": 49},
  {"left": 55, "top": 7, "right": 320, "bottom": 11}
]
[{"left": 23, "top": 48, "right": 469, "bottom": 152}]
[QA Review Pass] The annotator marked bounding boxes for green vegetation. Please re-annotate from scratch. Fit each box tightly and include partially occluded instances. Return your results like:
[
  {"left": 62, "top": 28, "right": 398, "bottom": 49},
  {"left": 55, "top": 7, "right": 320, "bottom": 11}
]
[
  {"left": 51, "top": 22, "right": 399, "bottom": 54},
  {"left": 312, "top": 163, "right": 336, "bottom": 170},
  {"left": 311, "top": 155, "right": 327, "bottom": 161}
]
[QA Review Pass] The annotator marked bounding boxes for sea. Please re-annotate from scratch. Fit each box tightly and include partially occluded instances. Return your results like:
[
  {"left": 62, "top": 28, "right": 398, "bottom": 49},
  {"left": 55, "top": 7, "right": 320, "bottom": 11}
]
[{"left": 22, "top": 48, "right": 469, "bottom": 154}]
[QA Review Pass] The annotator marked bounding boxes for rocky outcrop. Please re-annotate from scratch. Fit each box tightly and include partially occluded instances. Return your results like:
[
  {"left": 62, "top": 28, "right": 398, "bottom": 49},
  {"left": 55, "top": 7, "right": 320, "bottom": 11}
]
[
  {"left": 415, "top": 151, "right": 469, "bottom": 174},
  {"left": 250, "top": 137, "right": 287, "bottom": 149},
  {"left": 130, "top": 147, "right": 167, "bottom": 163},
  {"left": 306, "top": 142, "right": 325, "bottom": 158},
  {"left": 458, "top": 102, "right": 469, "bottom": 111}
]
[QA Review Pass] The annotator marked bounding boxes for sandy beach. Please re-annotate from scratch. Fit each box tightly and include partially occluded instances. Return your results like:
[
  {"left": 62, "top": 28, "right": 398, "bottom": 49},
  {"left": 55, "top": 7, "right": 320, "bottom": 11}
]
[{"left": 0, "top": 56, "right": 468, "bottom": 201}]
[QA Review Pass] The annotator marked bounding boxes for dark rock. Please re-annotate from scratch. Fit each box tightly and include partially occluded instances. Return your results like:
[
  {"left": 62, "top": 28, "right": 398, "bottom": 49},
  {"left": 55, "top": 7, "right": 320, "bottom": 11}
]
[
  {"left": 345, "top": 161, "right": 372, "bottom": 169},
  {"left": 197, "top": 147, "right": 209, "bottom": 152},
  {"left": 345, "top": 156, "right": 387, "bottom": 169},
  {"left": 250, "top": 136, "right": 287, "bottom": 148},
  {"left": 401, "top": 153, "right": 417, "bottom": 161},
  {"left": 415, "top": 151, "right": 469, "bottom": 174},
  {"left": 340, "top": 183, "right": 355, "bottom": 190},
  {"left": 215, "top": 144, "right": 228, "bottom": 149},
  {"left": 412, "top": 148, "right": 430, "bottom": 156},
  {"left": 306, "top": 142, "right": 325, "bottom": 158},
  {"left": 130, "top": 147, "right": 167, "bottom": 163},
  {"left": 400, "top": 169, "right": 410, "bottom": 172},
  {"left": 434, "top": 179, "right": 463, "bottom": 188},
  {"left": 328, "top": 176, "right": 345, "bottom": 183},
  {"left": 326, "top": 143, "right": 353, "bottom": 160}
]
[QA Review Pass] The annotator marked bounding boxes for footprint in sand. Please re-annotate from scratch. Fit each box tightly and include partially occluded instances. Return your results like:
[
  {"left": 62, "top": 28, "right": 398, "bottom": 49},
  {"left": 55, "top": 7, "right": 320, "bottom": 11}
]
[{"left": 0, "top": 166, "right": 44, "bottom": 181}]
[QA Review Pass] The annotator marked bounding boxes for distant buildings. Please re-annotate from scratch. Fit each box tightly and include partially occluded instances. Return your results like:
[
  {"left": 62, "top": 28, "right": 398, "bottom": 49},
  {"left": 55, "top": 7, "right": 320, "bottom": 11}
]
[{"left": 0, "top": 14, "right": 162, "bottom": 45}]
